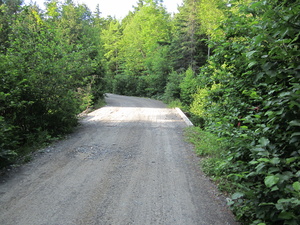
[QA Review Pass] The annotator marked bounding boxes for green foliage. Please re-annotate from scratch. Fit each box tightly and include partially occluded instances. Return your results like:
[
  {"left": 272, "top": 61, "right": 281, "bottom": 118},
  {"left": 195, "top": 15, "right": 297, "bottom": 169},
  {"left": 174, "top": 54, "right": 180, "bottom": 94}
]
[
  {"left": 187, "top": 0, "right": 300, "bottom": 224},
  {"left": 107, "top": 0, "right": 171, "bottom": 97},
  {"left": 167, "top": 99, "right": 184, "bottom": 109},
  {"left": 170, "top": 0, "right": 208, "bottom": 72},
  {"left": 113, "top": 74, "right": 138, "bottom": 96},
  {"left": 0, "top": 1, "right": 105, "bottom": 167},
  {"left": 179, "top": 67, "right": 198, "bottom": 105},
  {"left": 185, "top": 127, "right": 234, "bottom": 191},
  {"left": 101, "top": 19, "right": 122, "bottom": 83},
  {"left": 1, "top": 1, "right": 299, "bottom": 224},
  {"left": 198, "top": 0, "right": 225, "bottom": 40},
  {"left": 163, "top": 70, "right": 183, "bottom": 102},
  {"left": 185, "top": 126, "right": 227, "bottom": 157},
  {"left": 190, "top": 82, "right": 224, "bottom": 125}
]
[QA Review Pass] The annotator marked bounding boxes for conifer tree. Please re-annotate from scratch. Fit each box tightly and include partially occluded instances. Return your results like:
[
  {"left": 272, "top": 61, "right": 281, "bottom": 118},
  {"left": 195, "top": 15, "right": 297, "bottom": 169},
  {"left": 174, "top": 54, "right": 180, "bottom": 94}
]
[{"left": 170, "top": 0, "right": 207, "bottom": 73}]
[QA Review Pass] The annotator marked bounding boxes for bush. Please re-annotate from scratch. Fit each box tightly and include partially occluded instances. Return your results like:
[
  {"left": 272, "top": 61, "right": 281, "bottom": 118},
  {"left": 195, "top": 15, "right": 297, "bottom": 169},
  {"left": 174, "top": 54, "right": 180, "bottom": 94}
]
[
  {"left": 0, "top": 3, "right": 104, "bottom": 168},
  {"left": 179, "top": 67, "right": 198, "bottom": 105},
  {"left": 192, "top": 0, "right": 300, "bottom": 224},
  {"left": 163, "top": 70, "right": 183, "bottom": 102},
  {"left": 113, "top": 74, "right": 139, "bottom": 96},
  {"left": 185, "top": 127, "right": 234, "bottom": 191}
]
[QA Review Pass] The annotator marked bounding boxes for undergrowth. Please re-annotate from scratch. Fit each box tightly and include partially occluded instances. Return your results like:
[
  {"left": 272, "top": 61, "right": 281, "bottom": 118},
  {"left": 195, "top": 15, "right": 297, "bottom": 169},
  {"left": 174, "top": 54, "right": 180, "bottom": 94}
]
[
  {"left": 1, "top": 98, "right": 107, "bottom": 170},
  {"left": 184, "top": 126, "right": 235, "bottom": 194}
]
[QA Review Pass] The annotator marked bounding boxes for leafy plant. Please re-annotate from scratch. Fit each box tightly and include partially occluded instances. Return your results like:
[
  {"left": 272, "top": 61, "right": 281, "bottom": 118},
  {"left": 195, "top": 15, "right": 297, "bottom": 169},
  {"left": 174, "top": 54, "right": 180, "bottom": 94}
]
[
  {"left": 190, "top": 0, "right": 300, "bottom": 224},
  {"left": 0, "top": 1, "right": 105, "bottom": 168}
]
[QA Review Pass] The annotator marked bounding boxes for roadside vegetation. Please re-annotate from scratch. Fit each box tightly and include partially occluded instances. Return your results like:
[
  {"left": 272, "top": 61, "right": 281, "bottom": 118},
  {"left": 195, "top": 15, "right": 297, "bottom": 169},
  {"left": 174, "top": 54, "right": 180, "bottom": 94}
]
[{"left": 0, "top": 0, "right": 299, "bottom": 224}]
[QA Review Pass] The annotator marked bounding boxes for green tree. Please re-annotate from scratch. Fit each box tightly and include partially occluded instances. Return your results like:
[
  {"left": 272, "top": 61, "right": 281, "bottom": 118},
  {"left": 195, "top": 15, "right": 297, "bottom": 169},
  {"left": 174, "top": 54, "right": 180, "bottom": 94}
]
[
  {"left": 163, "top": 70, "right": 183, "bottom": 102},
  {"left": 0, "top": 0, "right": 23, "bottom": 52},
  {"left": 101, "top": 19, "right": 123, "bottom": 91},
  {"left": 169, "top": 0, "right": 207, "bottom": 72},
  {"left": 1, "top": 1, "right": 106, "bottom": 167},
  {"left": 114, "top": 0, "right": 171, "bottom": 96},
  {"left": 198, "top": 0, "right": 225, "bottom": 40},
  {"left": 179, "top": 66, "right": 197, "bottom": 105},
  {"left": 46, "top": 0, "right": 105, "bottom": 103}
]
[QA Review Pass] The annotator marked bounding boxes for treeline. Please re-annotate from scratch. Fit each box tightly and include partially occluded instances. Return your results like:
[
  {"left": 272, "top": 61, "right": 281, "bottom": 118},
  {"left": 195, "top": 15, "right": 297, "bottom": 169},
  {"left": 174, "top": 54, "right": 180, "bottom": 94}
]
[
  {"left": 0, "top": 0, "right": 299, "bottom": 224},
  {"left": 0, "top": 0, "right": 106, "bottom": 166},
  {"left": 102, "top": 0, "right": 209, "bottom": 97}
]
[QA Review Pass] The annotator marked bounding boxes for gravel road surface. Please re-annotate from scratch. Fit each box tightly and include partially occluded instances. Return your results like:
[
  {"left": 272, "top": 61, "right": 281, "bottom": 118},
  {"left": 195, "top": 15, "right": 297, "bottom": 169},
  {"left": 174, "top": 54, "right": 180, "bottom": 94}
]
[{"left": 0, "top": 94, "right": 238, "bottom": 225}]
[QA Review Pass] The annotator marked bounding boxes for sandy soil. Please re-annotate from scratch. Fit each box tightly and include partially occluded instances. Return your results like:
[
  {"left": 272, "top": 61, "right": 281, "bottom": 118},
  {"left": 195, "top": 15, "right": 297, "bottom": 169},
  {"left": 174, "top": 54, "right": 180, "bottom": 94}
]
[{"left": 0, "top": 94, "right": 238, "bottom": 225}]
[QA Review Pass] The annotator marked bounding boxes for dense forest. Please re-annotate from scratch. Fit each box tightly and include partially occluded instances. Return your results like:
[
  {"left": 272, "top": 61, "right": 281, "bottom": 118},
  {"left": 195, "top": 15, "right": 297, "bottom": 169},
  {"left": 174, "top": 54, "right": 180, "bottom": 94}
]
[{"left": 0, "top": 0, "right": 299, "bottom": 224}]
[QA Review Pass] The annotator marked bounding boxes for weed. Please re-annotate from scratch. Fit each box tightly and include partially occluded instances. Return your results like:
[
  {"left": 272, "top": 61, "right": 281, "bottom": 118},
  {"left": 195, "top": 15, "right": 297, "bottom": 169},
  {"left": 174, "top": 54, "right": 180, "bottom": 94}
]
[{"left": 185, "top": 126, "right": 235, "bottom": 194}]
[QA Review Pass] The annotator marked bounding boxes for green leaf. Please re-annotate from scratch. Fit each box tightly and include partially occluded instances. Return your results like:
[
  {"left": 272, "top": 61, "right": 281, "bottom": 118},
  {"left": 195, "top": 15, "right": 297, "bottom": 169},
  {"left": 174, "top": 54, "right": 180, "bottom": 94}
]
[
  {"left": 278, "top": 212, "right": 294, "bottom": 220},
  {"left": 250, "top": 1, "right": 263, "bottom": 10},
  {"left": 246, "top": 50, "right": 257, "bottom": 58},
  {"left": 249, "top": 160, "right": 258, "bottom": 165},
  {"left": 232, "top": 192, "right": 244, "bottom": 200},
  {"left": 259, "top": 202, "right": 275, "bottom": 206},
  {"left": 293, "top": 182, "right": 300, "bottom": 191},
  {"left": 268, "top": 167, "right": 280, "bottom": 174},
  {"left": 271, "top": 186, "right": 279, "bottom": 191},
  {"left": 265, "top": 110, "right": 274, "bottom": 116},
  {"left": 289, "top": 120, "right": 300, "bottom": 127},
  {"left": 264, "top": 175, "right": 279, "bottom": 187},
  {"left": 256, "top": 163, "right": 266, "bottom": 172},
  {"left": 286, "top": 157, "right": 299, "bottom": 164},
  {"left": 262, "top": 62, "right": 273, "bottom": 71},
  {"left": 248, "top": 61, "right": 257, "bottom": 68},
  {"left": 270, "top": 158, "right": 280, "bottom": 165},
  {"left": 291, "top": 132, "right": 300, "bottom": 137},
  {"left": 253, "top": 33, "right": 265, "bottom": 45},
  {"left": 279, "top": 92, "right": 291, "bottom": 97},
  {"left": 278, "top": 171, "right": 293, "bottom": 181},
  {"left": 258, "top": 158, "right": 270, "bottom": 163},
  {"left": 252, "top": 147, "right": 265, "bottom": 152},
  {"left": 259, "top": 137, "right": 270, "bottom": 147},
  {"left": 289, "top": 137, "right": 299, "bottom": 144}
]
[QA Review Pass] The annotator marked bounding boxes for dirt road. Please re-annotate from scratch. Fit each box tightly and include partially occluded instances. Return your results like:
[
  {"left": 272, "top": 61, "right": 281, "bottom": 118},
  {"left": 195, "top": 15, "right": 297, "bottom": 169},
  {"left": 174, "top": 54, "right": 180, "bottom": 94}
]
[{"left": 0, "top": 94, "right": 238, "bottom": 225}]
